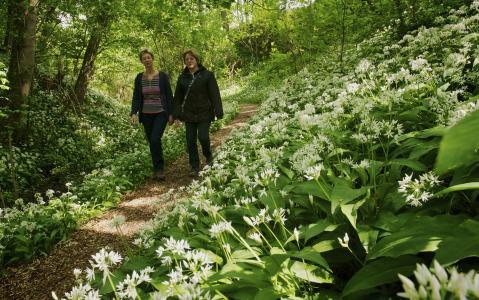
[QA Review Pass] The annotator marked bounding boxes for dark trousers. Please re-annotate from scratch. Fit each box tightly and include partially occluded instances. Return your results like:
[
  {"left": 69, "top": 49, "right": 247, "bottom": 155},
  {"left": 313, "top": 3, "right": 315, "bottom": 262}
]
[
  {"left": 185, "top": 121, "right": 212, "bottom": 170},
  {"left": 142, "top": 112, "right": 168, "bottom": 172}
]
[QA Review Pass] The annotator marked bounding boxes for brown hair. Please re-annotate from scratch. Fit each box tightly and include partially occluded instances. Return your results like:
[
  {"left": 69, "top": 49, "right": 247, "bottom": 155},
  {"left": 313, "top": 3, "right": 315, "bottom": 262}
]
[
  {"left": 139, "top": 48, "right": 154, "bottom": 61},
  {"left": 182, "top": 48, "right": 201, "bottom": 64}
]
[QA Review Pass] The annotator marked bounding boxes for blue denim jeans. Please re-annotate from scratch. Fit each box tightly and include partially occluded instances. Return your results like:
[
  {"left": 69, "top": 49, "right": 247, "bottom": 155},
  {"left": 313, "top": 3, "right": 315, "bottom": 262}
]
[
  {"left": 185, "top": 121, "right": 212, "bottom": 171},
  {"left": 142, "top": 112, "right": 168, "bottom": 172}
]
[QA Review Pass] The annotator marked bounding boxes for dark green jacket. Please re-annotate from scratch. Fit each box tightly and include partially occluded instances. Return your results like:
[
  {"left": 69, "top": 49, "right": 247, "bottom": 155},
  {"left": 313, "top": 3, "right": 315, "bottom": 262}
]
[{"left": 173, "top": 65, "right": 223, "bottom": 123}]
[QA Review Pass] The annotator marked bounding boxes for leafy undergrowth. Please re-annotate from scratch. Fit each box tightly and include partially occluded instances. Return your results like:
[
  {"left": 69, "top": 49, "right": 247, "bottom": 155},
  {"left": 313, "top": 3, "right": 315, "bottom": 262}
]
[
  {"left": 0, "top": 96, "right": 239, "bottom": 268},
  {"left": 62, "top": 3, "right": 479, "bottom": 299}
]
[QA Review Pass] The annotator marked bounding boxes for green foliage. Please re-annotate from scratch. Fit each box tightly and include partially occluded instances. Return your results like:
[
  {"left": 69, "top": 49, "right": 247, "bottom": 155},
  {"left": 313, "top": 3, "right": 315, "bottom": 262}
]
[
  {"left": 60, "top": 3, "right": 479, "bottom": 298},
  {"left": 435, "top": 109, "right": 479, "bottom": 175},
  {"left": 0, "top": 88, "right": 239, "bottom": 267}
]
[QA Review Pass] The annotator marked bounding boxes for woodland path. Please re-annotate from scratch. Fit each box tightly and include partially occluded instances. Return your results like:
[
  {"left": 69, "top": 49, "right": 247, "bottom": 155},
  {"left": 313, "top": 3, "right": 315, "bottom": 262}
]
[{"left": 0, "top": 104, "right": 258, "bottom": 300}]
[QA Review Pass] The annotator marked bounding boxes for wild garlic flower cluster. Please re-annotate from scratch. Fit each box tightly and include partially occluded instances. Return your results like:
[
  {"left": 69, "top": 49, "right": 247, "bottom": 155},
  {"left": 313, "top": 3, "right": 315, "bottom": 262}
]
[
  {"left": 243, "top": 208, "right": 273, "bottom": 227},
  {"left": 257, "top": 146, "right": 284, "bottom": 167},
  {"left": 398, "top": 261, "right": 479, "bottom": 300},
  {"left": 398, "top": 172, "right": 441, "bottom": 207},
  {"left": 116, "top": 267, "right": 154, "bottom": 299},
  {"left": 89, "top": 248, "right": 123, "bottom": 284},
  {"left": 209, "top": 221, "right": 233, "bottom": 238},
  {"left": 253, "top": 167, "right": 280, "bottom": 187},
  {"left": 448, "top": 100, "right": 479, "bottom": 126},
  {"left": 341, "top": 157, "right": 371, "bottom": 170},
  {"left": 289, "top": 139, "right": 327, "bottom": 176},
  {"left": 155, "top": 238, "right": 214, "bottom": 297},
  {"left": 354, "top": 117, "right": 404, "bottom": 144},
  {"left": 54, "top": 248, "right": 124, "bottom": 300},
  {"left": 52, "top": 283, "right": 100, "bottom": 300},
  {"left": 250, "top": 112, "right": 290, "bottom": 142}
]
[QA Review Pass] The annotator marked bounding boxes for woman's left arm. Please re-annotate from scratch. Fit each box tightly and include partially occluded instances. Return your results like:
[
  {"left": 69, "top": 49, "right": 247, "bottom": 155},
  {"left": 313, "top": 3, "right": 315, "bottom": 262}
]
[
  {"left": 208, "top": 72, "right": 224, "bottom": 120},
  {"left": 163, "top": 72, "right": 174, "bottom": 122}
]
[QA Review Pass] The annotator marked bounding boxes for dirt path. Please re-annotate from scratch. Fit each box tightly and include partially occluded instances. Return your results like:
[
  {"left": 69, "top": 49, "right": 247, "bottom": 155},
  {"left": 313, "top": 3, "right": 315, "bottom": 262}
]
[{"left": 0, "top": 104, "right": 258, "bottom": 300}]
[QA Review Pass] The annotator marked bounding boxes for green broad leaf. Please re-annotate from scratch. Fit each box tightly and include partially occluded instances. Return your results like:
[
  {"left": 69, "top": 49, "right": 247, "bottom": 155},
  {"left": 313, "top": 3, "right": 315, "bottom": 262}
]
[
  {"left": 408, "top": 141, "right": 440, "bottom": 160},
  {"left": 291, "top": 180, "right": 331, "bottom": 201},
  {"left": 227, "top": 286, "right": 259, "bottom": 299},
  {"left": 357, "top": 226, "right": 379, "bottom": 253},
  {"left": 203, "top": 249, "right": 224, "bottom": 265},
  {"left": 330, "top": 179, "right": 367, "bottom": 214},
  {"left": 434, "top": 182, "right": 479, "bottom": 198},
  {"left": 270, "top": 247, "right": 286, "bottom": 255},
  {"left": 259, "top": 189, "right": 285, "bottom": 209},
  {"left": 398, "top": 106, "right": 428, "bottom": 122},
  {"left": 368, "top": 215, "right": 469, "bottom": 260},
  {"left": 415, "top": 126, "right": 447, "bottom": 138},
  {"left": 435, "top": 219, "right": 479, "bottom": 265},
  {"left": 292, "top": 247, "right": 331, "bottom": 272},
  {"left": 97, "top": 269, "right": 126, "bottom": 295},
  {"left": 279, "top": 164, "right": 295, "bottom": 179},
  {"left": 370, "top": 214, "right": 465, "bottom": 252},
  {"left": 435, "top": 109, "right": 479, "bottom": 175},
  {"left": 254, "top": 287, "right": 278, "bottom": 300},
  {"left": 313, "top": 239, "right": 340, "bottom": 253},
  {"left": 342, "top": 256, "right": 420, "bottom": 297},
  {"left": 14, "top": 234, "right": 30, "bottom": 244},
  {"left": 365, "top": 160, "right": 384, "bottom": 182},
  {"left": 289, "top": 260, "right": 333, "bottom": 284},
  {"left": 121, "top": 256, "right": 155, "bottom": 271},
  {"left": 371, "top": 212, "right": 412, "bottom": 232},
  {"left": 211, "top": 262, "right": 270, "bottom": 287},
  {"left": 231, "top": 247, "right": 262, "bottom": 260},
  {"left": 368, "top": 235, "right": 441, "bottom": 260},
  {"left": 302, "top": 219, "right": 337, "bottom": 243},
  {"left": 14, "top": 246, "right": 31, "bottom": 254},
  {"left": 162, "top": 227, "right": 186, "bottom": 239},
  {"left": 340, "top": 199, "right": 366, "bottom": 230},
  {"left": 388, "top": 159, "right": 428, "bottom": 172},
  {"left": 435, "top": 235, "right": 479, "bottom": 266},
  {"left": 263, "top": 254, "right": 289, "bottom": 276}
]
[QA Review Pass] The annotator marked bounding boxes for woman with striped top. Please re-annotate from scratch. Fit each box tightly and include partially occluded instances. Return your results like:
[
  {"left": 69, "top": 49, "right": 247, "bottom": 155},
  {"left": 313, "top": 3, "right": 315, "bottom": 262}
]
[{"left": 130, "top": 49, "right": 174, "bottom": 180}]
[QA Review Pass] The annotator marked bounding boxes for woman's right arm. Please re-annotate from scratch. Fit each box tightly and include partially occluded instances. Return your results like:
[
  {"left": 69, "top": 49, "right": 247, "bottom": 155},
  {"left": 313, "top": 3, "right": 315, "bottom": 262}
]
[
  {"left": 130, "top": 74, "right": 140, "bottom": 124},
  {"left": 173, "top": 76, "right": 184, "bottom": 120}
]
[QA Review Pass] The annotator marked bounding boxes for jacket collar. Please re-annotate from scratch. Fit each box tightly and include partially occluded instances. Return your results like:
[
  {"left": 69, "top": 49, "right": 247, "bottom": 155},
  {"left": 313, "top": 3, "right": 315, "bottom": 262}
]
[{"left": 182, "top": 64, "right": 206, "bottom": 75}]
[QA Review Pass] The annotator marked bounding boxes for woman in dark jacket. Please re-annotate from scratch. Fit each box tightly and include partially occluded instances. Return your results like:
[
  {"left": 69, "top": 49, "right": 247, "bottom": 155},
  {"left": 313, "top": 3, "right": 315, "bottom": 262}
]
[
  {"left": 173, "top": 49, "right": 223, "bottom": 176},
  {"left": 130, "top": 49, "right": 174, "bottom": 180}
]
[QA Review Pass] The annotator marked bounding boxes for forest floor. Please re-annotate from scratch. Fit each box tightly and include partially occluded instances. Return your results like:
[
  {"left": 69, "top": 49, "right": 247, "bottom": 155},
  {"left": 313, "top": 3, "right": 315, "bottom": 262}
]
[{"left": 0, "top": 103, "right": 258, "bottom": 300}]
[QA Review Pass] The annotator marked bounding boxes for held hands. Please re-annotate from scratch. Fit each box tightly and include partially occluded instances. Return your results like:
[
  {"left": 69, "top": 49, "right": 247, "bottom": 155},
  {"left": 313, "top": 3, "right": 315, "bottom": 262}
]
[
  {"left": 168, "top": 115, "right": 174, "bottom": 126},
  {"left": 130, "top": 114, "right": 139, "bottom": 125}
]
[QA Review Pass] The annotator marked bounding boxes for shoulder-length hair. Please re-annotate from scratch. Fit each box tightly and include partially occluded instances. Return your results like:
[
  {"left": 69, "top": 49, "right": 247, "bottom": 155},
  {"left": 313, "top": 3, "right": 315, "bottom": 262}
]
[{"left": 182, "top": 49, "right": 201, "bottom": 64}]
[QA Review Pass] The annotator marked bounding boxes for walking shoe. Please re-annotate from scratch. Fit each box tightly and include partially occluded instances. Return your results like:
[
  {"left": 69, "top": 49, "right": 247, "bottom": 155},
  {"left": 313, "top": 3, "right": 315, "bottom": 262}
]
[
  {"left": 153, "top": 170, "right": 166, "bottom": 181},
  {"left": 206, "top": 155, "right": 213, "bottom": 166}
]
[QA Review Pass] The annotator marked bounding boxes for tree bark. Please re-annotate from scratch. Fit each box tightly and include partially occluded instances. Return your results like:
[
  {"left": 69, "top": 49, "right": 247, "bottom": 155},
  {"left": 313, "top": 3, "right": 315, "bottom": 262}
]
[
  {"left": 3, "top": 0, "right": 39, "bottom": 144},
  {"left": 339, "top": 0, "right": 347, "bottom": 73},
  {"left": 72, "top": 17, "right": 110, "bottom": 106},
  {"left": 393, "top": 0, "right": 406, "bottom": 35},
  {"left": 2, "top": 0, "right": 14, "bottom": 53}
]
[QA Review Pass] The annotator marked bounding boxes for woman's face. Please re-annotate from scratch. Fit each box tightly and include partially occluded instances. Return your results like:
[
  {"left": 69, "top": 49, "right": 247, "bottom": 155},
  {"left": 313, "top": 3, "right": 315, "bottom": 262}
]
[
  {"left": 184, "top": 53, "right": 198, "bottom": 70},
  {"left": 141, "top": 53, "right": 153, "bottom": 68}
]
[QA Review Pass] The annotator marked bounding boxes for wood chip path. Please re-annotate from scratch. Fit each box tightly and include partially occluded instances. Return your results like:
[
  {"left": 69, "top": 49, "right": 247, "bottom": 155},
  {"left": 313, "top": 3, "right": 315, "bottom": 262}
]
[{"left": 0, "top": 104, "right": 258, "bottom": 300}]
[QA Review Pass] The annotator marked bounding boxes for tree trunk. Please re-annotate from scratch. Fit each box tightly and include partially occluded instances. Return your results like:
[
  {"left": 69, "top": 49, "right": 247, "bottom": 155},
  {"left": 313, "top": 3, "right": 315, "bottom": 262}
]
[
  {"left": 220, "top": 9, "right": 229, "bottom": 32},
  {"left": 72, "top": 17, "right": 110, "bottom": 106},
  {"left": 3, "top": 0, "right": 39, "bottom": 144},
  {"left": 393, "top": 0, "right": 406, "bottom": 35},
  {"left": 2, "top": 0, "right": 14, "bottom": 53},
  {"left": 339, "top": 0, "right": 347, "bottom": 73}
]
